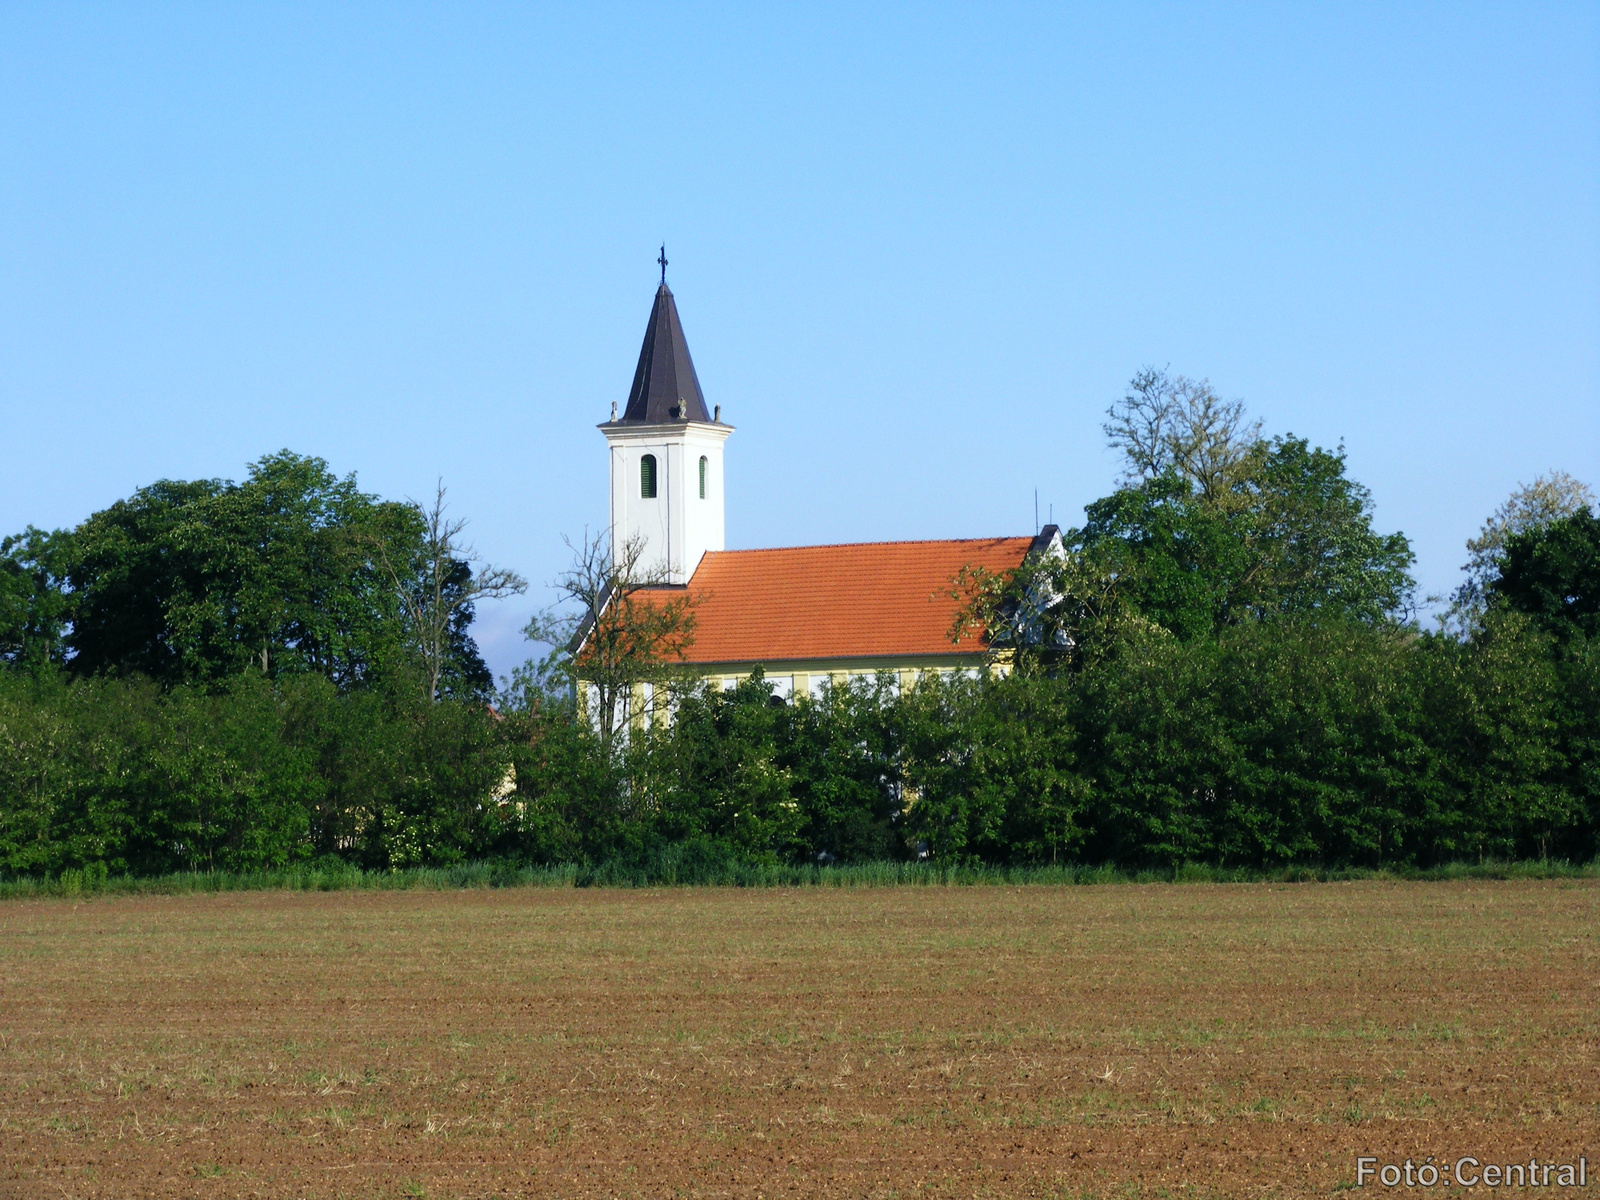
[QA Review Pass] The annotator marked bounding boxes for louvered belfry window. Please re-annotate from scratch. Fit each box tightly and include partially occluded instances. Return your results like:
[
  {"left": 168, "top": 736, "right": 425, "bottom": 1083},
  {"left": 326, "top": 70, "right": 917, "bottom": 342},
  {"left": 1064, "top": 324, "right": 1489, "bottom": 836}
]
[
  {"left": 699, "top": 456, "right": 707, "bottom": 499},
  {"left": 640, "top": 454, "right": 658, "bottom": 498}
]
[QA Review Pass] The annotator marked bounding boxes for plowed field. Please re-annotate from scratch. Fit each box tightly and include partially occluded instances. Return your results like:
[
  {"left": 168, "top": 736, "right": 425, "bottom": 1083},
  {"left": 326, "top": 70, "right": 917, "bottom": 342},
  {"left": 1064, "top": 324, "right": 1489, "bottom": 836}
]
[{"left": 2, "top": 881, "right": 1595, "bottom": 1197}]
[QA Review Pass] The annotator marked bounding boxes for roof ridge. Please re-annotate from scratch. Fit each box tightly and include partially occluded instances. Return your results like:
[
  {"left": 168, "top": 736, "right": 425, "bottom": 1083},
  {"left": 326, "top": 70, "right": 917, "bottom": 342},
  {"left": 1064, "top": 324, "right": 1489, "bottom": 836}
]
[{"left": 705, "top": 536, "right": 1031, "bottom": 555}]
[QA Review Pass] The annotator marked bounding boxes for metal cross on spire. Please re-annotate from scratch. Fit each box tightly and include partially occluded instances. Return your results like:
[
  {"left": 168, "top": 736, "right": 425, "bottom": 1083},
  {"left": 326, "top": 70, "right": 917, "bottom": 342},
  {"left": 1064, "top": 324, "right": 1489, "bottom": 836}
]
[{"left": 657, "top": 245, "right": 668, "bottom": 285}]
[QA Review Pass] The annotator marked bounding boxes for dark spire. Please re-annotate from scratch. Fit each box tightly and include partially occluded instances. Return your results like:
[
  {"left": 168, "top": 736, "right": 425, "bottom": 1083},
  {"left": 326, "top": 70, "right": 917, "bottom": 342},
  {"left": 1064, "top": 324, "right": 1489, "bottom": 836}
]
[{"left": 620, "top": 280, "right": 711, "bottom": 423}]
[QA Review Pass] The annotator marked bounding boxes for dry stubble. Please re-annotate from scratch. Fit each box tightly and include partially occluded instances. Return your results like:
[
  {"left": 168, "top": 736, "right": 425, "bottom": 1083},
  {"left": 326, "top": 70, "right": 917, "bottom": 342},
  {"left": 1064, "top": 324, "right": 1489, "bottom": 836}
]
[{"left": 1, "top": 880, "right": 1596, "bottom": 1197}]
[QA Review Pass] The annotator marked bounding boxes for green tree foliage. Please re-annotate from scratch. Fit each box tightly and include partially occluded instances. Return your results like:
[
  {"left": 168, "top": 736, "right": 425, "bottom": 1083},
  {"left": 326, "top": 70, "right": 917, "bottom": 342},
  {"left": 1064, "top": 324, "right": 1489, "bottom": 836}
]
[
  {"left": 1413, "top": 615, "right": 1572, "bottom": 862},
  {"left": 947, "top": 540, "right": 1146, "bottom": 676},
  {"left": 0, "top": 671, "right": 519, "bottom": 876},
  {"left": 953, "top": 433, "right": 1414, "bottom": 676},
  {"left": 1094, "top": 373, "right": 1415, "bottom": 632},
  {"left": 1492, "top": 507, "right": 1599, "bottom": 644},
  {"left": 900, "top": 672, "right": 1084, "bottom": 863},
  {"left": 65, "top": 452, "right": 419, "bottom": 686},
  {"left": 1488, "top": 506, "right": 1600, "bottom": 855},
  {"left": 0, "top": 527, "right": 75, "bottom": 676},
  {"left": 780, "top": 675, "right": 904, "bottom": 861},
  {"left": 1072, "top": 621, "right": 1443, "bottom": 867},
  {"left": 0, "top": 453, "right": 526, "bottom": 878},
  {"left": 1, "top": 612, "right": 1594, "bottom": 878},
  {"left": 1551, "top": 633, "right": 1600, "bottom": 856},
  {"left": 4, "top": 451, "right": 501, "bottom": 698},
  {"left": 639, "top": 672, "right": 806, "bottom": 862},
  {"left": 1, "top": 417, "right": 1594, "bottom": 881},
  {"left": 1076, "top": 437, "right": 1414, "bottom": 637},
  {"left": 498, "top": 704, "right": 615, "bottom": 863},
  {"left": 1453, "top": 472, "right": 1594, "bottom": 621}
]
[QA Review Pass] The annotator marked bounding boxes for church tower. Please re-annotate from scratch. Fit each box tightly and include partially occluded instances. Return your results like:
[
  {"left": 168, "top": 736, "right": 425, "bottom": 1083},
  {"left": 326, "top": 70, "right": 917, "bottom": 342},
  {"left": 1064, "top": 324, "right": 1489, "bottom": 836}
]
[{"left": 600, "top": 266, "right": 733, "bottom": 585}]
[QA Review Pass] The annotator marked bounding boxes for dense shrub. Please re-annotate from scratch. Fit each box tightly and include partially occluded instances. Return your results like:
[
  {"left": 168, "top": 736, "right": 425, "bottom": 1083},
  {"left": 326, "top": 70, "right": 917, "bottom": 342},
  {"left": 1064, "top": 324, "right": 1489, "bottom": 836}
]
[
  {"left": 3, "top": 447, "right": 1594, "bottom": 880},
  {"left": 4, "top": 610, "right": 1596, "bottom": 879}
]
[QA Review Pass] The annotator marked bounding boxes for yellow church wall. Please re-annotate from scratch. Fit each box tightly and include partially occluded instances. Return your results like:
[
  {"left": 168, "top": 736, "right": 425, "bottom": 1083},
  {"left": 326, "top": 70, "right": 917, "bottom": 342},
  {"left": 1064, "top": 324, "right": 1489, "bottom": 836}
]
[
  {"left": 575, "top": 652, "right": 1010, "bottom": 726},
  {"left": 695, "top": 651, "right": 1006, "bottom": 695}
]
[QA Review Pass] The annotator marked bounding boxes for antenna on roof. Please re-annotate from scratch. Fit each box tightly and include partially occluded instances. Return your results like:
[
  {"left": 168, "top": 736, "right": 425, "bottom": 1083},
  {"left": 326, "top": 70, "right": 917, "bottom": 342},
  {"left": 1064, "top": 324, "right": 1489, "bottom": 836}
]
[
  {"left": 1034, "top": 488, "right": 1039, "bottom": 535},
  {"left": 658, "top": 245, "right": 668, "bottom": 286}
]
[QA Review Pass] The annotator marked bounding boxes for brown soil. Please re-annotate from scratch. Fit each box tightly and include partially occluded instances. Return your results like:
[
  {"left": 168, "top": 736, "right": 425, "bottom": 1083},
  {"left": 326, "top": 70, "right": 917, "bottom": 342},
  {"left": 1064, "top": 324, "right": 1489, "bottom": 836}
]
[{"left": 1, "top": 881, "right": 1595, "bottom": 1197}]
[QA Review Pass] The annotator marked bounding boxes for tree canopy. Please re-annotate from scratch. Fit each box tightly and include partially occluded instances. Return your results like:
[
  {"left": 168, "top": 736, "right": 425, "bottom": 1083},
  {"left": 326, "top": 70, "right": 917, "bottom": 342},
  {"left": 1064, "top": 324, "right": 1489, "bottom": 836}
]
[
  {"left": 1493, "top": 507, "right": 1599, "bottom": 644},
  {"left": 0, "top": 526, "right": 75, "bottom": 677},
  {"left": 1, "top": 399, "right": 1595, "bottom": 881},
  {"left": 1454, "top": 471, "right": 1594, "bottom": 620},
  {"left": 4, "top": 451, "right": 501, "bottom": 697},
  {"left": 1076, "top": 436, "right": 1414, "bottom": 638}
]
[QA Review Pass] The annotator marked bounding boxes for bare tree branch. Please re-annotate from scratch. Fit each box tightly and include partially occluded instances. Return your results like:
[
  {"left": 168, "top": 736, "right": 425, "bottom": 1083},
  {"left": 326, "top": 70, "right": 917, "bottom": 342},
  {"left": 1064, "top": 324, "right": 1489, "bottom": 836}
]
[
  {"left": 371, "top": 481, "right": 527, "bottom": 702},
  {"left": 526, "top": 528, "right": 697, "bottom": 757},
  {"left": 1105, "top": 368, "right": 1263, "bottom": 505}
]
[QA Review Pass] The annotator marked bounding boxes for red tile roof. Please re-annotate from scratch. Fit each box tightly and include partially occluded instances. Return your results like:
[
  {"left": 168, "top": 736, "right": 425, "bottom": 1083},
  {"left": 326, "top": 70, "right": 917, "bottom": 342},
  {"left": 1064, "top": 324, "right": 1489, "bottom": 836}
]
[{"left": 648, "top": 537, "right": 1034, "bottom": 665}]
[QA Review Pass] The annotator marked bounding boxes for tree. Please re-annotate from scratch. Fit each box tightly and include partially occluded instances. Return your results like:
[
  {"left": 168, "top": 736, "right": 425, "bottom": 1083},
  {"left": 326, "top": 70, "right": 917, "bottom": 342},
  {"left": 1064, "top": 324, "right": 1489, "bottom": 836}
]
[
  {"left": 25, "top": 452, "right": 519, "bottom": 695},
  {"left": 1091, "top": 371, "right": 1413, "bottom": 636},
  {"left": 1076, "top": 438, "right": 1414, "bottom": 637},
  {"left": 1416, "top": 613, "right": 1570, "bottom": 862},
  {"left": 781, "top": 674, "right": 905, "bottom": 861},
  {"left": 370, "top": 482, "right": 526, "bottom": 703},
  {"left": 1491, "top": 507, "right": 1600, "bottom": 644},
  {"left": 1104, "top": 367, "right": 1263, "bottom": 506},
  {"left": 1241, "top": 437, "right": 1416, "bottom": 623},
  {"left": 947, "top": 540, "right": 1150, "bottom": 674},
  {"left": 643, "top": 671, "right": 806, "bottom": 863},
  {"left": 65, "top": 452, "right": 420, "bottom": 688},
  {"left": 1490, "top": 505, "right": 1600, "bottom": 862},
  {"left": 0, "top": 527, "right": 75, "bottom": 676},
  {"left": 1453, "top": 472, "right": 1594, "bottom": 620},
  {"left": 527, "top": 530, "right": 697, "bottom": 759},
  {"left": 899, "top": 671, "right": 1086, "bottom": 864}
]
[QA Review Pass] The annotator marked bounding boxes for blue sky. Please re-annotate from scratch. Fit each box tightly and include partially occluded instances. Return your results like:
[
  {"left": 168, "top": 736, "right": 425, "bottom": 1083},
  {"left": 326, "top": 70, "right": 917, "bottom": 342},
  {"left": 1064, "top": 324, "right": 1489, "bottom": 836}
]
[{"left": 3, "top": 3, "right": 1596, "bottom": 679}]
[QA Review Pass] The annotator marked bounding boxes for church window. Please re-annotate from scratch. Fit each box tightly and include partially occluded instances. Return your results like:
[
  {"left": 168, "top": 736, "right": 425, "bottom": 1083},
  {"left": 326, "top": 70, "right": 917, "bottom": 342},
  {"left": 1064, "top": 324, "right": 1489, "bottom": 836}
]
[
  {"left": 698, "top": 456, "right": 707, "bottom": 499},
  {"left": 640, "top": 454, "right": 658, "bottom": 498}
]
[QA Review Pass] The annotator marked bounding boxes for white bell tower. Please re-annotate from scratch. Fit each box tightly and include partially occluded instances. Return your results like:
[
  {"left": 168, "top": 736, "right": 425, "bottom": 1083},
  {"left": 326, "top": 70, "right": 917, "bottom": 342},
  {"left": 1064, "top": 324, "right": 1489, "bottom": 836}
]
[{"left": 600, "top": 269, "right": 733, "bottom": 585}]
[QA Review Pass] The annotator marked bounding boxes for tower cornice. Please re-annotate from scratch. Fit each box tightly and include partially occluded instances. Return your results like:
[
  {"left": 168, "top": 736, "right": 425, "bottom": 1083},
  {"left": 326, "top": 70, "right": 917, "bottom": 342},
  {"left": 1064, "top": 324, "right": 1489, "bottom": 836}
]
[{"left": 598, "top": 419, "right": 734, "bottom": 442}]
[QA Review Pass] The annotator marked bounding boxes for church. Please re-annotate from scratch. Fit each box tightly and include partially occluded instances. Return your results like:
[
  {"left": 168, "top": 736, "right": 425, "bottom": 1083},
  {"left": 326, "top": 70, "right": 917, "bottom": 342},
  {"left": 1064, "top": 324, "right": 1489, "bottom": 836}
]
[{"left": 581, "top": 269, "right": 1061, "bottom": 705}]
